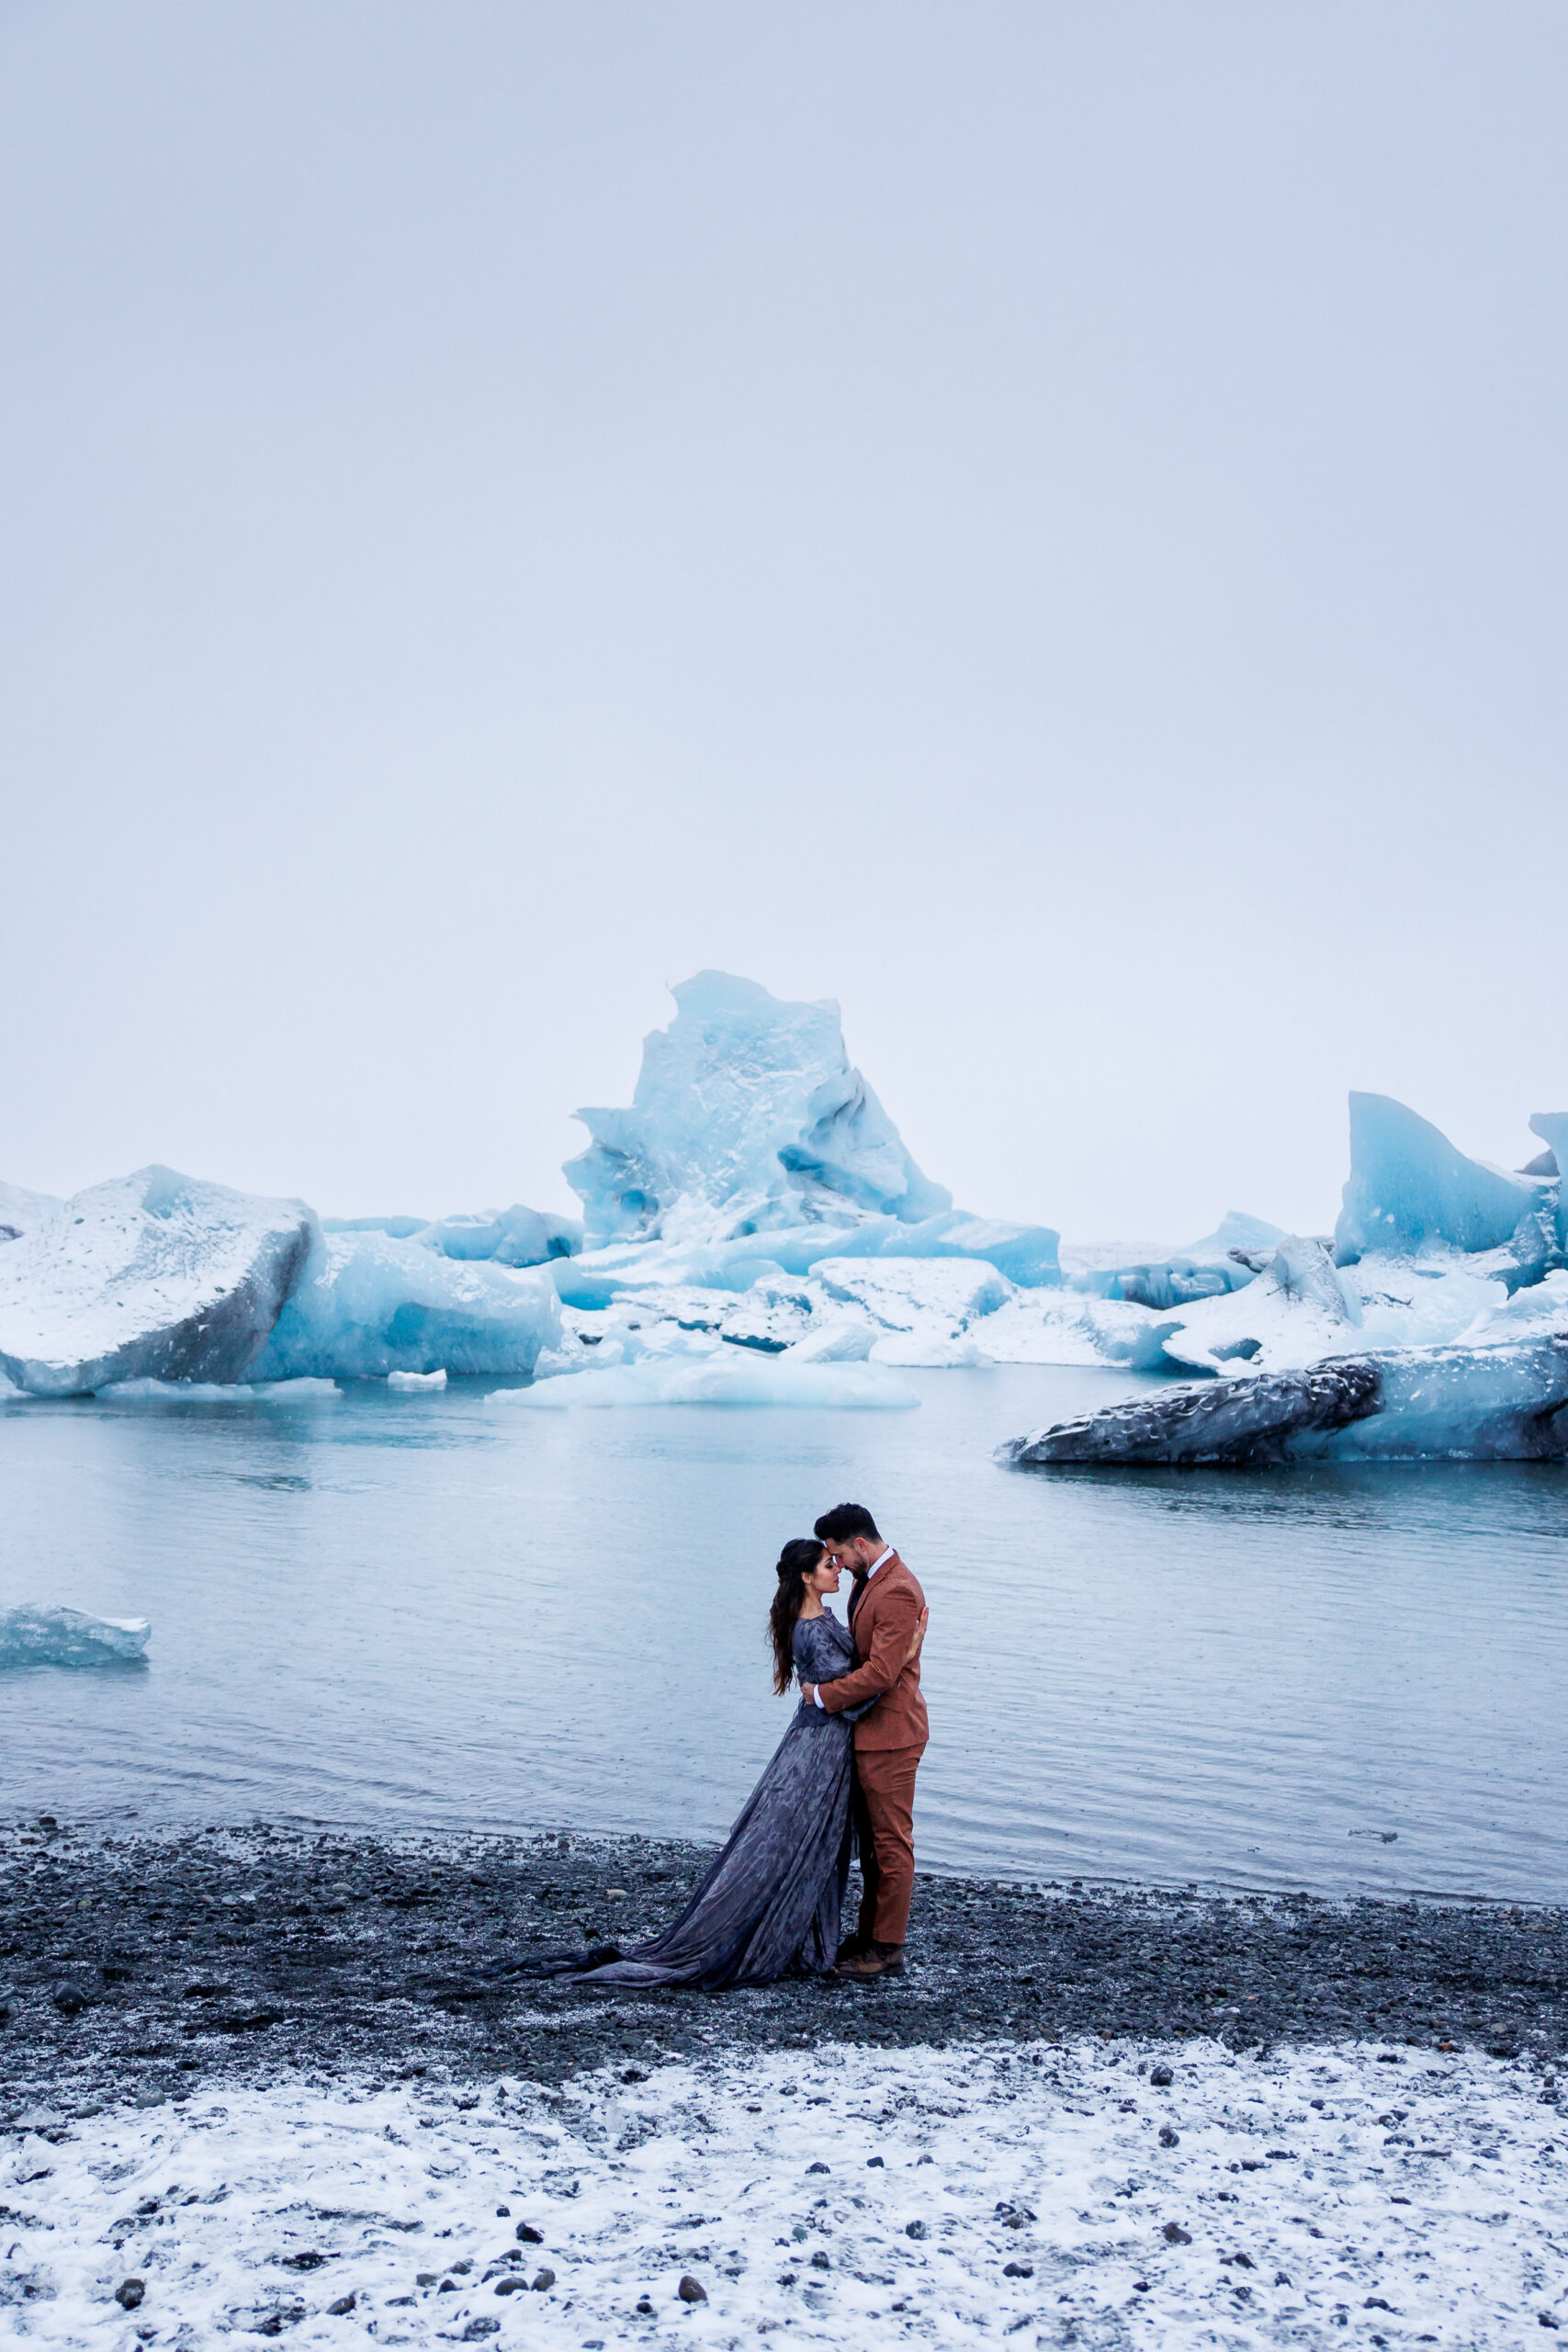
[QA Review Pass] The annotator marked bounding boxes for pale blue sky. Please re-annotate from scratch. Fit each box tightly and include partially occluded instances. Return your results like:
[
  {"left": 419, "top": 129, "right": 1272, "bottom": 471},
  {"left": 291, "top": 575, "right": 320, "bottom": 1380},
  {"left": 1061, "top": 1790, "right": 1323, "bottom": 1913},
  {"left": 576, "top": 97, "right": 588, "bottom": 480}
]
[{"left": 3, "top": 3, "right": 1564, "bottom": 1239}]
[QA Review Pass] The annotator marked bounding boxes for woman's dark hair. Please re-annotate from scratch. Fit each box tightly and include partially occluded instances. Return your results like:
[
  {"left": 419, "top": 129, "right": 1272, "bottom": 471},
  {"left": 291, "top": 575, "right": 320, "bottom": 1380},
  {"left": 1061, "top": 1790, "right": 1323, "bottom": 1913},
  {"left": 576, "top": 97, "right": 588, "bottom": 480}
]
[{"left": 768, "top": 1539, "right": 827, "bottom": 1695}]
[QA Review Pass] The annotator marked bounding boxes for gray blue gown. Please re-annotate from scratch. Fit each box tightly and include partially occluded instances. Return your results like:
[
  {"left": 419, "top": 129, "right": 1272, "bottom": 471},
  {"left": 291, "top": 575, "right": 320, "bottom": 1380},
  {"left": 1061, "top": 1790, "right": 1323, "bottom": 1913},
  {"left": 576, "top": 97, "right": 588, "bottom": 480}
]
[{"left": 553, "top": 1610, "right": 870, "bottom": 1991}]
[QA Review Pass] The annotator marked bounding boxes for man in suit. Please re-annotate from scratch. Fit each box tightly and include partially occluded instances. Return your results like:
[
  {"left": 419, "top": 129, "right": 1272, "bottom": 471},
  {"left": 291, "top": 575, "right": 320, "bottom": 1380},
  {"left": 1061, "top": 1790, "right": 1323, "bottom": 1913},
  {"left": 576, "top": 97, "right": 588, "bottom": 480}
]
[{"left": 797, "top": 1501, "right": 928, "bottom": 1981}]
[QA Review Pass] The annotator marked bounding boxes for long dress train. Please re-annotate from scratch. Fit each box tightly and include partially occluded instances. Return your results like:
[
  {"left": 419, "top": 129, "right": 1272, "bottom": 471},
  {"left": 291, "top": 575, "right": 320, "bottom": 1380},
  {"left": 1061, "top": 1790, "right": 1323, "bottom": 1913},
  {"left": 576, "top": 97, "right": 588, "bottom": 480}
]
[{"left": 509, "top": 1611, "right": 868, "bottom": 1991}]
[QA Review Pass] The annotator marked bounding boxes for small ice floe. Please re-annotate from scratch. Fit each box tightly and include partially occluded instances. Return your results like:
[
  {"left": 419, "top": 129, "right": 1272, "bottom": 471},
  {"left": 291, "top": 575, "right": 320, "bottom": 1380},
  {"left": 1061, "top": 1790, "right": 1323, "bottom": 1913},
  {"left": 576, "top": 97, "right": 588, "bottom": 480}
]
[
  {"left": 0, "top": 1604, "right": 151, "bottom": 1667},
  {"left": 387, "top": 1367, "right": 447, "bottom": 1392},
  {"left": 1, "top": 2037, "right": 1562, "bottom": 2345},
  {"left": 495, "top": 1351, "right": 918, "bottom": 1409}
]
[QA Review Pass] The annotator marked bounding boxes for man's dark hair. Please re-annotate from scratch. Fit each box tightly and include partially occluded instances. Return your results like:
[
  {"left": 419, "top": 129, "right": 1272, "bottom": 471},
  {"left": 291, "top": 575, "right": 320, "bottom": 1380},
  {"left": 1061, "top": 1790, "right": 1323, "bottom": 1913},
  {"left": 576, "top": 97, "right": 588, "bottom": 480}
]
[{"left": 814, "top": 1502, "right": 880, "bottom": 1544}]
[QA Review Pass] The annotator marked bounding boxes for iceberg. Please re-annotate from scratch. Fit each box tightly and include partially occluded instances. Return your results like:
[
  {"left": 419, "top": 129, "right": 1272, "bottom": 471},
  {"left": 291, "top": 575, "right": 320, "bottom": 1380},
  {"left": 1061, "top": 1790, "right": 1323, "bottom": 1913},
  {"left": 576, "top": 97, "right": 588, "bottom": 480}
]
[
  {"left": 1348, "top": 1260, "right": 1510, "bottom": 1351},
  {"left": 1001, "top": 1358, "right": 1382, "bottom": 1466},
  {"left": 412, "top": 1205, "right": 582, "bottom": 1265},
  {"left": 250, "top": 1227, "right": 560, "bottom": 1381},
  {"left": 1529, "top": 1114, "right": 1568, "bottom": 1249},
  {"left": 0, "top": 1179, "right": 62, "bottom": 1246},
  {"left": 322, "top": 1214, "right": 434, "bottom": 1240},
  {"left": 324, "top": 1206, "right": 582, "bottom": 1264},
  {"left": 546, "top": 1253, "right": 1024, "bottom": 1374},
  {"left": 816, "top": 1254, "right": 1010, "bottom": 1329},
  {"left": 387, "top": 1367, "right": 447, "bottom": 1392},
  {"left": 782, "top": 1317, "right": 877, "bottom": 1363},
  {"left": 810, "top": 1255, "right": 1010, "bottom": 1363},
  {"left": 0, "top": 1167, "right": 316, "bottom": 1396},
  {"left": 1064, "top": 1213, "right": 1281, "bottom": 1308},
  {"left": 865, "top": 1329, "right": 994, "bottom": 1367},
  {"left": 1002, "top": 1326, "right": 1568, "bottom": 1466},
  {"left": 494, "top": 1340, "right": 918, "bottom": 1409},
  {"left": 565, "top": 971, "right": 951, "bottom": 1248},
  {"left": 1156, "top": 1236, "right": 1361, "bottom": 1375},
  {"left": 1334, "top": 1093, "right": 1552, "bottom": 1282},
  {"left": 977, "top": 1241, "right": 1362, "bottom": 1377},
  {"left": 814, "top": 1210, "right": 1060, "bottom": 1287},
  {"left": 971, "top": 1290, "right": 1189, "bottom": 1371},
  {"left": 1102, "top": 1256, "right": 1255, "bottom": 1311},
  {"left": 0, "top": 1604, "right": 151, "bottom": 1666},
  {"left": 1177, "top": 1210, "right": 1288, "bottom": 1261},
  {"left": 552, "top": 1207, "right": 1057, "bottom": 1311},
  {"left": 553, "top": 1250, "right": 1217, "bottom": 1377},
  {"left": 1438, "top": 1265, "right": 1568, "bottom": 1346}
]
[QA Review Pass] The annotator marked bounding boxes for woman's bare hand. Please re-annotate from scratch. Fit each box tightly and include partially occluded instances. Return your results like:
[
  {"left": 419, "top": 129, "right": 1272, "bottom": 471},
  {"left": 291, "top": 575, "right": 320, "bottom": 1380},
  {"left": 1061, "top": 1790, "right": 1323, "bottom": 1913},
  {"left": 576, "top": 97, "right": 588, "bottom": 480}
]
[{"left": 903, "top": 1605, "right": 930, "bottom": 1667}]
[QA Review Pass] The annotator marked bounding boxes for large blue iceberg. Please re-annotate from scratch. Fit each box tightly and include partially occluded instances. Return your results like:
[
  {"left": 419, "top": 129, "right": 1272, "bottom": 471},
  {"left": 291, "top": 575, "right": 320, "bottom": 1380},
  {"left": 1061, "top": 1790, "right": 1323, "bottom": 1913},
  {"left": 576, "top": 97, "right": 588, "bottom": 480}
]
[
  {"left": 565, "top": 970, "right": 953, "bottom": 1246},
  {"left": 549, "top": 974, "right": 1060, "bottom": 1341},
  {"left": 251, "top": 1228, "right": 560, "bottom": 1381},
  {"left": 1334, "top": 1092, "right": 1552, "bottom": 1283}
]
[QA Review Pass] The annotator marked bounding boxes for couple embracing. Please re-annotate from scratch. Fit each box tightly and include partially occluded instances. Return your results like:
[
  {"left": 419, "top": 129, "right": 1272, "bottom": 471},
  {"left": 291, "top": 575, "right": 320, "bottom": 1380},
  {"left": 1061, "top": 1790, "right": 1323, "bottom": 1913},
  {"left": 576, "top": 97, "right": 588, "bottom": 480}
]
[{"left": 558, "top": 1504, "right": 929, "bottom": 1991}]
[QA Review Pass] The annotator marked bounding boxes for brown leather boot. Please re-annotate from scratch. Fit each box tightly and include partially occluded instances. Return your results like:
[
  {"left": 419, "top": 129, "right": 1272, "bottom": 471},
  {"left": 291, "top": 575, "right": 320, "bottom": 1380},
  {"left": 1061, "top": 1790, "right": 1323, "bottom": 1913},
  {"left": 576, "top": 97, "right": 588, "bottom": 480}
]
[{"left": 834, "top": 1940, "right": 906, "bottom": 1981}]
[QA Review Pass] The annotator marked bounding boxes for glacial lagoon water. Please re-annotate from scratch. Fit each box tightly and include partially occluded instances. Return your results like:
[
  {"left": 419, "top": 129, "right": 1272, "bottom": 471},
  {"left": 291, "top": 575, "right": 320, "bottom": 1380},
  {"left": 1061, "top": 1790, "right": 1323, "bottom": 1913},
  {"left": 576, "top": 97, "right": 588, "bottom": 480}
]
[{"left": 2, "top": 1365, "right": 1565, "bottom": 1902}]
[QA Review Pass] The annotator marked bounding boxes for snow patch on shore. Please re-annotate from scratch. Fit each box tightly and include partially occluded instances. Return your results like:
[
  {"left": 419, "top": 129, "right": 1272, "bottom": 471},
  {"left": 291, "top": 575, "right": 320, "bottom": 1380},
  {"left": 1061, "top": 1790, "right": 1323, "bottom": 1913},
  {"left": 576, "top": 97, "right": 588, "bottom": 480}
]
[{"left": 3, "top": 2037, "right": 1562, "bottom": 2346}]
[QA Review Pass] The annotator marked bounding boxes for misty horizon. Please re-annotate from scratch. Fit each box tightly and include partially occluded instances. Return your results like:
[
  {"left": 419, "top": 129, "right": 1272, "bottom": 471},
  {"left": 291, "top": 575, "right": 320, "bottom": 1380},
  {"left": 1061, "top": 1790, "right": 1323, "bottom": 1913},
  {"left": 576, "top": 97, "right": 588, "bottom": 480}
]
[{"left": 4, "top": 5, "right": 1564, "bottom": 1239}]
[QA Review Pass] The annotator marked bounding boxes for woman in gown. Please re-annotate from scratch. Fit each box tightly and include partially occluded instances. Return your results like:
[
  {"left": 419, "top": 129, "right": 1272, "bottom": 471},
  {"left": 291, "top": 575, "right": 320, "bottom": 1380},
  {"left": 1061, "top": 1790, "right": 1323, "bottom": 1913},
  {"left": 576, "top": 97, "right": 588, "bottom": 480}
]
[{"left": 515, "top": 1540, "right": 927, "bottom": 1992}]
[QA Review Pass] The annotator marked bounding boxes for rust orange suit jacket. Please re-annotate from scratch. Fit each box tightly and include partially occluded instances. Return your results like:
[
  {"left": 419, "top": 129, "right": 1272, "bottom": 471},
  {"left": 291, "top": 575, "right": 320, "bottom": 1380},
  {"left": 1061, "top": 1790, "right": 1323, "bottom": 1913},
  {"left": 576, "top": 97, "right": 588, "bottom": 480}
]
[{"left": 816, "top": 1552, "right": 929, "bottom": 1751}]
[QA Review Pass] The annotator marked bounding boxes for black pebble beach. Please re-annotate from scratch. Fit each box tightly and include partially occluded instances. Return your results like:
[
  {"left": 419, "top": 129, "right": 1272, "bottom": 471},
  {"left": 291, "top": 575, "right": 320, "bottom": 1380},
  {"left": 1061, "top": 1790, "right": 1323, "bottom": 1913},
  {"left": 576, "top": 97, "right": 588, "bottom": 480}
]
[{"left": 4, "top": 1820, "right": 1565, "bottom": 2120}]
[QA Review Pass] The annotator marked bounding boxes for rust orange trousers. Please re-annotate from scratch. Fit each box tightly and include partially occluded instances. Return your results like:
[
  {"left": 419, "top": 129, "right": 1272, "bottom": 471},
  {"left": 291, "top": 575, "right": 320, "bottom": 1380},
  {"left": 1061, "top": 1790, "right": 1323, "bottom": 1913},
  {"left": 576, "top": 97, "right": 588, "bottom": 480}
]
[{"left": 852, "top": 1742, "right": 925, "bottom": 1946}]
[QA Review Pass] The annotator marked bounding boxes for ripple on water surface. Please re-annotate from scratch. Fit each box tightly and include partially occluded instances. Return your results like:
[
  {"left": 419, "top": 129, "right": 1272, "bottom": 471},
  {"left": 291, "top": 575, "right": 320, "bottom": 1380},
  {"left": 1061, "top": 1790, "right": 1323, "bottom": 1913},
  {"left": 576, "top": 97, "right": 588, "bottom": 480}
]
[{"left": 1, "top": 1366, "right": 1564, "bottom": 1900}]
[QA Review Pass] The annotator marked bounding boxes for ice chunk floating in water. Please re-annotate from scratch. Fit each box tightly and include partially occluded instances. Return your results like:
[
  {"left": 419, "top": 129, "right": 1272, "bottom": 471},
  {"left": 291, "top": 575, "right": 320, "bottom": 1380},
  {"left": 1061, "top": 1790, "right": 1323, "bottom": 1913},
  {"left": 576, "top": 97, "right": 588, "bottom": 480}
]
[
  {"left": 0, "top": 1167, "right": 315, "bottom": 1396},
  {"left": 496, "top": 1341, "right": 918, "bottom": 1408},
  {"left": 0, "top": 1604, "right": 151, "bottom": 1666},
  {"left": 565, "top": 969, "right": 952, "bottom": 1247},
  {"left": 1003, "top": 1328, "right": 1568, "bottom": 1465}
]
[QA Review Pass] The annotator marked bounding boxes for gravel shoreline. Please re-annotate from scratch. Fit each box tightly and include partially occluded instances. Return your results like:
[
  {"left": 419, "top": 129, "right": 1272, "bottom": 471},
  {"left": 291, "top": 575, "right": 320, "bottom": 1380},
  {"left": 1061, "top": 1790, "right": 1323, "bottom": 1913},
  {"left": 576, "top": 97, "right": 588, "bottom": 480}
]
[{"left": 4, "top": 1822, "right": 1565, "bottom": 2120}]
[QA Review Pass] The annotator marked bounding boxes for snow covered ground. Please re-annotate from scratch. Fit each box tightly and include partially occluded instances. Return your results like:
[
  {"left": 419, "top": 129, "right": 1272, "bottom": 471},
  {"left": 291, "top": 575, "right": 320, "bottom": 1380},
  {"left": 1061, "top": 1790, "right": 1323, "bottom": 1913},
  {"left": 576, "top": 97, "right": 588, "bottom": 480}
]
[{"left": 5, "top": 2036, "right": 1563, "bottom": 2347}]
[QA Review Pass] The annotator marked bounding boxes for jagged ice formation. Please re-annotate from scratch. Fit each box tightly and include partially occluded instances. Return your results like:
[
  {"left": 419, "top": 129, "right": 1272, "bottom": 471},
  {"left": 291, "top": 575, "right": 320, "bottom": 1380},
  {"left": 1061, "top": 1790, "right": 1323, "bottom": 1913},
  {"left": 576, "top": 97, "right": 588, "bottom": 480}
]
[
  {"left": 5, "top": 980, "right": 1568, "bottom": 1436},
  {"left": 0, "top": 1168, "right": 315, "bottom": 1396},
  {"left": 565, "top": 970, "right": 954, "bottom": 1246},
  {"left": 1335, "top": 1091, "right": 1553, "bottom": 1285}
]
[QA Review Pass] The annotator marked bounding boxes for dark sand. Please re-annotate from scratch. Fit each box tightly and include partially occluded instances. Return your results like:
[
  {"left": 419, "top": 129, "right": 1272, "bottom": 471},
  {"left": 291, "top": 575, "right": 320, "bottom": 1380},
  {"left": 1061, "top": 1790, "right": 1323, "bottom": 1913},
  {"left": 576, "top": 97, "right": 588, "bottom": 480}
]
[{"left": 4, "top": 1822, "right": 1565, "bottom": 2119}]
